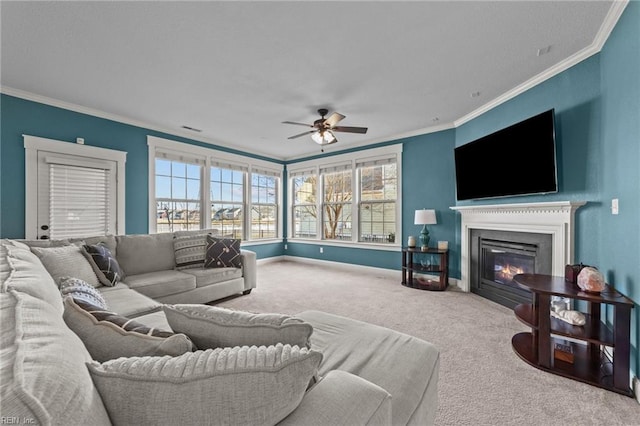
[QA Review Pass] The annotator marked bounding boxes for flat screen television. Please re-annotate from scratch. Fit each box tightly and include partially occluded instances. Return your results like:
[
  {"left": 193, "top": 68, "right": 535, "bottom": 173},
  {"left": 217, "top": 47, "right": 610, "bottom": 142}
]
[{"left": 454, "top": 109, "right": 557, "bottom": 201}]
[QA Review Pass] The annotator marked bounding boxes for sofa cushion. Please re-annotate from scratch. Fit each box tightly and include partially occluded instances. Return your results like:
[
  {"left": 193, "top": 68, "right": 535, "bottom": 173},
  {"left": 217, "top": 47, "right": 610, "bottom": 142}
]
[
  {"left": 134, "top": 310, "right": 174, "bottom": 332},
  {"left": 298, "top": 310, "right": 440, "bottom": 426},
  {"left": 164, "top": 304, "right": 314, "bottom": 349},
  {"left": 83, "top": 242, "right": 125, "bottom": 286},
  {"left": 98, "top": 285, "right": 162, "bottom": 319},
  {"left": 205, "top": 235, "right": 242, "bottom": 268},
  {"left": 88, "top": 344, "right": 322, "bottom": 426},
  {"left": 0, "top": 290, "right": 111, "bottom": 425},
  {"left": 30, "top": 244, "right": 101, "bottom": 288},
  {"left": 59, "top": 276, "right": 108, "bottom": 309},
  {"left": 1, "top": 240, "right": 63, "bottom": 313},
  {"left": 181, "top": 267, "right": 243, "bottom": 288},
  {"left": 116, "top": 233, "right": 176, "bottom": 275},
  {"left": 173, "top": 234, "right": 208, "bottom": 270},
  {"left": 63, "top": 297, "right": 194, "bottom": 362},
  {"left": 124, "top": 270, "right": 196, "bottom": 299}
]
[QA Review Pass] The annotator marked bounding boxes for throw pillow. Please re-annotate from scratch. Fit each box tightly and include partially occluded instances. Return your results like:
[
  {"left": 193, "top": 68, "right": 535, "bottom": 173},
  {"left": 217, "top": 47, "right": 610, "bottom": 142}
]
[
  {"left": 30, "top": 244, "right": 101, "bottom": 287},
  {"left": 87, "top": 344, "right": 322, "bottom": 425},
  {"left": 63, "top": 297, "right": 194, "bottom": 362},
  {"left": 173, "top": 234, "right": 209, "bottom": 270},
  {"left": 164, "top": 304, "right": 314, "bottom": 349},
  {"left": 59, "top": 276, "right": 108, "bottom": 309},
  {"left": 204, "top": 234, "right": 242, "bottom": 268},
  {"left": 83, "top": 242, "right": 125, "bottom": 286}
]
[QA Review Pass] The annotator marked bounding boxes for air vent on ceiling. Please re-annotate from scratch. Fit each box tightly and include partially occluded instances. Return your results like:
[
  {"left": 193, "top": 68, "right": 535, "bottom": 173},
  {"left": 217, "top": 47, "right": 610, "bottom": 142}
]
[{"left": 181, "top": 125, "right": 202, "bottom": 133}]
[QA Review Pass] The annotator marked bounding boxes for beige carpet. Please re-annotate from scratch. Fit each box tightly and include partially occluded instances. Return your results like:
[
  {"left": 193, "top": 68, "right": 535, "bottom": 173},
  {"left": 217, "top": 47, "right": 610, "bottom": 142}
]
[{"left": 217, "top": 260, "right": 639, "bottom": 425}]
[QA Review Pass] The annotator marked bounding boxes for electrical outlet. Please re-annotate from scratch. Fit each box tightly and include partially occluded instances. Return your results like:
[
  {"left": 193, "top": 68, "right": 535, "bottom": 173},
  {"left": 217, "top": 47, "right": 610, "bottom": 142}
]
[
  {"left": 284, "top": 244, "right": 287, "bottom": 250},
  {"left": 76, "top": 137, "right": 84, "bottom": 145},
  {"left": 320, "top": 247, "right": 323, "bottom": 254},
  {"left": 611, "top": 198, "right": 619, "bottom": 215}
]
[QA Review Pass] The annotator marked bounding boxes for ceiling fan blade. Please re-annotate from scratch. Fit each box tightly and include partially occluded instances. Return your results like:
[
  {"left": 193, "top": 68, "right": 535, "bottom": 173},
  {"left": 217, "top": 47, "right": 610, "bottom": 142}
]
[
  {"left": 287, "top": 130, "right": 316, "bottom": 140},
  {"left": 325, "top": 112, "right": 346, "bottom": 128},
  {"left": 332, "top": 126, "right": 368, "bottom": 134},
  {"left": 282, "top": 121, "right": 314, "bottom": 127}
]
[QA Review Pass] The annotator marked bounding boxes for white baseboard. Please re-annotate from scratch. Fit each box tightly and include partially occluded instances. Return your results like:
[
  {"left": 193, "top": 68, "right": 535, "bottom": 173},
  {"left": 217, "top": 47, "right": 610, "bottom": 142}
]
[
  {"left": 256, "top": 255, "right": 285, "bottom": 265},
  {"left": 634, "top": 376, "right": 640, "bottom": 405},
  {"left": 273, "top": 255, "right": 460, "bottom": 288}
]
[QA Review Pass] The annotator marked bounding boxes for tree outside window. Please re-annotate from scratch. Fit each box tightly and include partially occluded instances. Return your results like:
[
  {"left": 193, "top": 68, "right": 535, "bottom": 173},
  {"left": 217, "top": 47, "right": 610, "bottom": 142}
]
[{"left": 322, "top": 171, "right": 352, "bottom": 240}]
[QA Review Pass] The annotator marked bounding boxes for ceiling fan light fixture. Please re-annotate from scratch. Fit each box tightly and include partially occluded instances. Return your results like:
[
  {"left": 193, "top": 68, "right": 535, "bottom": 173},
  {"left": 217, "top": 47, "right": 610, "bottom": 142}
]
[{"left": 311, "top": 129, "right": 336, "bottom": 145}]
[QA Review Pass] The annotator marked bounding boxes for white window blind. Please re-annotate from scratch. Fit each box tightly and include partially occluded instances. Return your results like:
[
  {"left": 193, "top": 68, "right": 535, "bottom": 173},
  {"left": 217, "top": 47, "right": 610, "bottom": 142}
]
[
  {"left": 356, "top": 156, "right": 396, "bottom": 168},
  {"left": 211, "top": 160, "right": 249, "bottom": 172},
  {"left": 48, "top": 163, "right": 112, "bottom": 239},
  {"left": 252, "top": 167, "right": 281, "bottom": 177},
  {"left": 288, "top": 168, "right": 316, "bottom": 178}
]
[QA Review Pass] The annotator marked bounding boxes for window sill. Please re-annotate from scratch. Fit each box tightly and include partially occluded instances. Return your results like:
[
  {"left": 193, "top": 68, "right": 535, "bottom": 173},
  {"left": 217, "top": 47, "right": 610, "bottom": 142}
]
[
  {"left": 242, "top": 238, "right": 283, "bottom": 246},
  {"left": 287, "top": 239, "right": 401, "bottom": 252}
]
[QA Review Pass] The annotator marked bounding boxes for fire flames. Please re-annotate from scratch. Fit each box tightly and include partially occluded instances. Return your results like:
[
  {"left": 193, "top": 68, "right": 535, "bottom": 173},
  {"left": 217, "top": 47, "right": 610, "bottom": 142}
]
[{"left": 496, "top": 264, "right": 525, "bottom": 283}]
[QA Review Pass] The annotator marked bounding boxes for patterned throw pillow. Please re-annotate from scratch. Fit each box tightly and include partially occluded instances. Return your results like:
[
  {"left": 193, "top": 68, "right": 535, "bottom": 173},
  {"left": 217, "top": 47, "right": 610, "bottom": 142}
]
[
  {"left": 59, "top": 276, "right": 108, "bottom": 309},
  {"left": 63, "top": 297, "right": 194, "bottom": 362},
  {"left": 83, "top": 243, "right": 124, "bottom": 286},
  {"left": 87, "top": 344, "right": 322, "bottom": 425},
  {"left": 173, "top": 234, "right": 209, "bottom": 270},
  {"left": 204, "top": 235, "right": 242, "bottom": 268}
]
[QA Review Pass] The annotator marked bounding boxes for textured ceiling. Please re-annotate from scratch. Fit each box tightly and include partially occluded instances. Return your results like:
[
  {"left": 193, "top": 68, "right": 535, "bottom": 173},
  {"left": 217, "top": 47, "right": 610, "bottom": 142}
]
[{"left": 1, "top": 1, "right": 620, "bottom": 160}]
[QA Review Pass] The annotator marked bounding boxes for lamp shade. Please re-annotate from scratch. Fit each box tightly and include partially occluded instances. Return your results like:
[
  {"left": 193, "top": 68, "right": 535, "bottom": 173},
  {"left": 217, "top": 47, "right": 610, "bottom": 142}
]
[{"left": 414, "top": 209, "right": 437, "bottom": 225}]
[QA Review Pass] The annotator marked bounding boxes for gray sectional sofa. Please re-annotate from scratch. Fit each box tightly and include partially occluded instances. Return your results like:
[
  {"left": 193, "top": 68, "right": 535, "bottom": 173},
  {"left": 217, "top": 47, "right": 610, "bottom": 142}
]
[{"left": 0, "top": 234, "right": 440, "bottom": 425}]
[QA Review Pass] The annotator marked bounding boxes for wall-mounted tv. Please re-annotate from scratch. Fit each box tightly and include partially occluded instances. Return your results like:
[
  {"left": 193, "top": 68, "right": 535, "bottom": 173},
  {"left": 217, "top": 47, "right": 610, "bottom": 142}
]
[{"left": 454, "top": 109, "right": 558, "bottom": 201}]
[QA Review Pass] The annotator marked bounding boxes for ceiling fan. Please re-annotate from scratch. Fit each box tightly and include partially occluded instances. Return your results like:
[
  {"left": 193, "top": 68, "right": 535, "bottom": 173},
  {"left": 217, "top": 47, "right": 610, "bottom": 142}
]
[{"left": 283, "top": 108, "right": 368, "bottom": 149}]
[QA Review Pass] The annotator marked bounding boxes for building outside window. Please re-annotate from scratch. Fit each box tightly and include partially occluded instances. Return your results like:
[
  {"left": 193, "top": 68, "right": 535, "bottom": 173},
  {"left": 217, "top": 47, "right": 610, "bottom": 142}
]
[
  {"left": 291, "top": 171, "right": 317, "bottom": 238},
  {"left": 210, "top": 165, "right": 245, "bottom": 239},
  {"left": 359, "top": 162, "right": 397, "bottom": 243},
  {"left": 250, "top": 171, "right": 278, "bottom": 239},
  {"left": 155, "top": 158, "right": 201, "bottom": 233}
]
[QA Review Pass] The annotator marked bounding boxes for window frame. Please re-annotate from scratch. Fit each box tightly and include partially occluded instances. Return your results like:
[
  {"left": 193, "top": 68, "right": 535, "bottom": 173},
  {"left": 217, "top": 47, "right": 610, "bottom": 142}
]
[
  {"left": 287, "top": 144, "right": 402, "bottom": 251},
  {"left": 147, "top": 136, "right": 283, "bottom": 243}
]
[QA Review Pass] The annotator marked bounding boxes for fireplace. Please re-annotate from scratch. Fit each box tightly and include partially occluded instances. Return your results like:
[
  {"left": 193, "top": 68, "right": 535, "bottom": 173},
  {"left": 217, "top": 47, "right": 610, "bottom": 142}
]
[
  {"left": 450, "top": 201, "right": 586, "bottom": 305},
  {"left": 470, "top": 229, "right": 552, "bottom": 309}
]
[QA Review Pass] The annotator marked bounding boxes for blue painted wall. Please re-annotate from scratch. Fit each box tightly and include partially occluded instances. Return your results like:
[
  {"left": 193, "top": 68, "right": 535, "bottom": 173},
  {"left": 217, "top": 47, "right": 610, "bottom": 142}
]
[
  {"left": 0, "top": 94, "right": 285, "bottom": 259},
  {"left": 599, "top": 0, "right": 640, "bottom": 377}
]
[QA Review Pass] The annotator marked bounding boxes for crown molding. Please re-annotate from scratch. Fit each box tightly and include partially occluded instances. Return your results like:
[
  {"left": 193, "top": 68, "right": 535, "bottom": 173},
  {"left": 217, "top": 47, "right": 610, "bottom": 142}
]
[
  {"left": 0, "top": 85, "right": 280, "bottom": 161},
  {"left": 454, "top": 0, "right": 629, "bottom": 128}
]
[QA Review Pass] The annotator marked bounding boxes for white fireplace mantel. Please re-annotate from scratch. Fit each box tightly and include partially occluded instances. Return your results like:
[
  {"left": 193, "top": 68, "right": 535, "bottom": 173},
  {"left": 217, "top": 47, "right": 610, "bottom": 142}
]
[{"left": 450, "top": 201, "right": 586, "bottom": 292}]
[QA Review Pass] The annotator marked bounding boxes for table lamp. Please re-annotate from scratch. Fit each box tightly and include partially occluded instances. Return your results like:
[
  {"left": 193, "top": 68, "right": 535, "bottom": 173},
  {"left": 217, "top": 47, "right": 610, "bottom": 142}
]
[{"left": 414, "top": 209, "right": 437, "bottom": 250}]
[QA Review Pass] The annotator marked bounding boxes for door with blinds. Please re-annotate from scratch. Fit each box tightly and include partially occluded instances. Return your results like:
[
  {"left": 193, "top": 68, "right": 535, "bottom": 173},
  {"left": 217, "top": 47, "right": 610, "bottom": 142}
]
[{"left": 36, "top": 152, "right": 117, "bottom": 240}]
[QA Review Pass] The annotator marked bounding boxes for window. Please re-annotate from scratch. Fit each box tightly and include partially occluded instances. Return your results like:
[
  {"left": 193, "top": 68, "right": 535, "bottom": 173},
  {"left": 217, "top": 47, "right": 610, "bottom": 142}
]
[
  {"left": 291, "top": 171, "right": 317, "bottom": 238},
  {"left": 288, "top": 144, "right": 401, "bottom": 247},
  {"left": 210, "top": 165, "right": 245, "bottom": 239},
  {"left": 155, "top": 158, "right": 202, "bottom": 233},
  {"left": 358, "top": 161, "right": 397, "bottom": 243},
  {"left": 322, "top": 168, "right": 352, "bottom": 241},
  {"left": 148, "top": 136, "right": 283, "bottom": 241},
  {"left": 24, "top": 135, "right": 126, "bottom": 240},
  {"left": 251, "top": 171, "right": 278, "bottom": 239}
]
